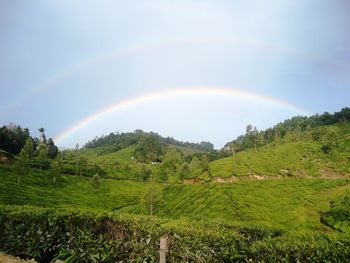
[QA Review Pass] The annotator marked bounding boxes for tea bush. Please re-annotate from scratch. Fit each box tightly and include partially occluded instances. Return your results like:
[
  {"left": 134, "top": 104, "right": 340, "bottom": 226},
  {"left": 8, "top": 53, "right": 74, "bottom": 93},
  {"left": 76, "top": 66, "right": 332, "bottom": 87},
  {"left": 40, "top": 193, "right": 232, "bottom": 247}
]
[{"left": 1, "top": 206, "right": 349, "bottom": 262}]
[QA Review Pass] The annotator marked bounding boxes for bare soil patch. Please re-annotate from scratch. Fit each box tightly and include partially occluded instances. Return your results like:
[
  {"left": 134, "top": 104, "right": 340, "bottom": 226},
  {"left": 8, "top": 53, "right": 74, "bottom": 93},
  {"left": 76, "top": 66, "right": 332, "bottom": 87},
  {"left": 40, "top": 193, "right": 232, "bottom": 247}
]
[{"left": 0, "top": 253, "right": 36, "bottom": 263}]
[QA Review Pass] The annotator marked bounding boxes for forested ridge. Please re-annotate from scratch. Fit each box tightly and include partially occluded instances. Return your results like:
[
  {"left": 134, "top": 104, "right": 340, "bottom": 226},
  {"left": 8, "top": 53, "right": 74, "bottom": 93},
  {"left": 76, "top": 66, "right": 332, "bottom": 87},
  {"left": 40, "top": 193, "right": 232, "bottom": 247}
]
[
  {"left": 224, "top": 107, "right": 350, "bottom": 153},
  {"left": 84, "top": 129, "right": 214, "bottom": 152}
]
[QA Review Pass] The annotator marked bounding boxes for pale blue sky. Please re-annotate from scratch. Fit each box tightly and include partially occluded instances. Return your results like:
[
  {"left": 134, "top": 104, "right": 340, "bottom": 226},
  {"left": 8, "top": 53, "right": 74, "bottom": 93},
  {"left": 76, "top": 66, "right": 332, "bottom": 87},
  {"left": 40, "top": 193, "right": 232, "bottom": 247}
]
[{"left": 1, "top": 0, "right": 349, "bottom": 148}]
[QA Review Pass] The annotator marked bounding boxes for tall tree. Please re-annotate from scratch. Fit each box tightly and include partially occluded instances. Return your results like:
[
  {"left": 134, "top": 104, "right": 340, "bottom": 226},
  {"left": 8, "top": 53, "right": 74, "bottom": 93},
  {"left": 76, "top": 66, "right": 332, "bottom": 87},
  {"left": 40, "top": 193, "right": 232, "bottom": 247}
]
[
  {"left": 13, "top": 138, "right": 33, "bottom": 184},
  {"left": 76, "top": 156, "right": 87, "bottom": 176},
  {"left": 246, "top": 124, "right": 253, "bottom": 134},
  {"left": 251, "top": 127, "right": 259, "bottom": 152},
  {"left": 142, "top": 184, "right": 162, "bottom": 216},
  {"left": 159, "top": 148, "right": 183, "bottom": 182},
  {"left": 47, "top": 138, "right": 58, "bottom": 159},
  {"left": 37, "top": 143, "right": 49, "bottom": 169},
  {"left": 21, "top": 138, "right": 34, "bottom": 158},
  {"left": 51, "top": 160, "right": 60, "bottom": 184},
  {"left": 13, "top": 157, "right": 26, "bottom": 185}
]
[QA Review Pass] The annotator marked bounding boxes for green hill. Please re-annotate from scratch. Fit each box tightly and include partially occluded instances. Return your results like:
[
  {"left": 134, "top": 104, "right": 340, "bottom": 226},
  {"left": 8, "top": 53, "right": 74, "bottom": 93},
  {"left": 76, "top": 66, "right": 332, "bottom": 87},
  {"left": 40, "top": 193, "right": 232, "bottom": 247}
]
[
  {"left": 191, "top": 122, "right": 350, "bottom": 181},
  {"left": 59, "top": 131, "right": 215, "bottom": 182}
]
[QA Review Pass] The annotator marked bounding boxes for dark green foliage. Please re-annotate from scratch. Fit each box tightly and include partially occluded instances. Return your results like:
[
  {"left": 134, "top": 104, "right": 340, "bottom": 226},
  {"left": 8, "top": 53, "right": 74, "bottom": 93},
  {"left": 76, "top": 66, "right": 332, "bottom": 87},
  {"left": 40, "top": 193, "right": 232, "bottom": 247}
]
[
  {"left": 249, "top": 231, "right": 350, "bottom": 262},
  {"left": 0, "top": 124, "right": 31, "bottom": 155},
  {"left": 322, "top": 190, "right": 350, "bottom": 232},
  {"left": 0, "top": 125, "right": 59, "bottom": 162},
  {"left": 321, "top": 144, "right": 331, "bottom": 154},
  {"left": 0, "top": 206, "right": 235, "bottom": 262},
  {"left": 0, "top": 206, "right": 349, "bottom": 262},
  {"left": 163, "top": 137, "right": 214, "bottom": 152},
  {"left": 134, "top": 133, "right": 166, "bottom": 163},
  {"left": 47, "top": 138, "right": 59, "bottom": 159},
  {"left": 84, "top": 131, "right": 141, "bottom": 150},
  {"left": 84, "top": 129, "right": 214, "bottom": 153}
]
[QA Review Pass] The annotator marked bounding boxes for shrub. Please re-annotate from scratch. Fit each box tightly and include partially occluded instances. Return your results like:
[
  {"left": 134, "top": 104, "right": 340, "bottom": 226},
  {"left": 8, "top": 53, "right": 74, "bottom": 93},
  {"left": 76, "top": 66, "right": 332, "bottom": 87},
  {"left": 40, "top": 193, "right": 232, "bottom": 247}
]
[{"left": 0, "top": 206, "right": 349, "bottom": 262}]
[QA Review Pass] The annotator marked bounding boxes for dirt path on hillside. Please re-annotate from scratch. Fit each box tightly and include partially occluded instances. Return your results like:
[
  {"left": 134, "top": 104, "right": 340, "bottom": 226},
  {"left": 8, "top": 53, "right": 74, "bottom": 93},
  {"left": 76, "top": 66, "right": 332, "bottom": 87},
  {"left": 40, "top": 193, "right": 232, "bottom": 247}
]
[
  {"left": 0, "top": 253, "right": 65, "bottom": 263},
  {"left": 184, "top": 172, "right": 349, "bottom": 184},
  {"left": 0, "top": 253, "right": 36, "bottom": 263}
]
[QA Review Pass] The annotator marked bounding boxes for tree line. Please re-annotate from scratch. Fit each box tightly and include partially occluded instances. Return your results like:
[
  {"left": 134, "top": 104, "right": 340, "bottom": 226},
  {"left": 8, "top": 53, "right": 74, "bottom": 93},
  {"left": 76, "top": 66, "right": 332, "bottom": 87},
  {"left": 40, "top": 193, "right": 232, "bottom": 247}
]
[
  {"left": 0, "top": 125, "right": 58, "bottom": 159},
  {"left": 84, "top": 129, "right": 214, "bottom": 153},
  {"left": 224, "top": 107, "right": 350, "bottom": 154}
]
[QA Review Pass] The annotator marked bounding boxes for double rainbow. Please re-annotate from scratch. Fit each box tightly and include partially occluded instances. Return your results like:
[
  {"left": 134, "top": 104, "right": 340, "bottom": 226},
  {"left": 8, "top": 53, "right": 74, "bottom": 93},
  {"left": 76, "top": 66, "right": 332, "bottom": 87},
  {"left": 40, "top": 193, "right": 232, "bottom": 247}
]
[{"left": 54, "top": 87, "right": 311, "bottom": 145}]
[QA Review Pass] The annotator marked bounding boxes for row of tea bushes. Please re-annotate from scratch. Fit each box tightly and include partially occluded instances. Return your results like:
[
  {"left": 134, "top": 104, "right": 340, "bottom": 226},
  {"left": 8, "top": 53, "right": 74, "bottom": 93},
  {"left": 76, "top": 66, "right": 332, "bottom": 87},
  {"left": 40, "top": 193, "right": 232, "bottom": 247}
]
[
  {"left": 0, "top": 205, "right": 349, "bottom": 262},
  {"left": 322, "top": 190, "right": 350, "bottom": 233}
]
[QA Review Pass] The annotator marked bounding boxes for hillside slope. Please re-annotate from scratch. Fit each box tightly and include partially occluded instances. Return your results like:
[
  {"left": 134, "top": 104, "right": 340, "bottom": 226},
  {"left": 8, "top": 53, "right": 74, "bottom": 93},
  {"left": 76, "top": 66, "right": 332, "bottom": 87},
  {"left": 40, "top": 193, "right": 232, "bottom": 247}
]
[
  {"left": 154, "top": 179, "right": 350, "bottom": 231},
  {"left": 1, "top": 165, "right": 350, "bottom": 232},
  {"left": 192, "top": 122, "right": 350, "bottom": 180},
  {"left": 0, "top": 165, "right": 147, "bottom": 211}
]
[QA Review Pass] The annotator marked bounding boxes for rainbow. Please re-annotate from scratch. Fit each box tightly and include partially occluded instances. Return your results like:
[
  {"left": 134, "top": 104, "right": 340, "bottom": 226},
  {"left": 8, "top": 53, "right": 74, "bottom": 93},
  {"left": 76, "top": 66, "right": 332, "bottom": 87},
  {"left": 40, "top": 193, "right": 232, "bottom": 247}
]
[
  {"left": 1, "top": 38, "right": 319, "bottom": 115},
  {"left": 54, "top": 87, "right": 311, "bottom": 145}
]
